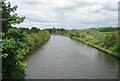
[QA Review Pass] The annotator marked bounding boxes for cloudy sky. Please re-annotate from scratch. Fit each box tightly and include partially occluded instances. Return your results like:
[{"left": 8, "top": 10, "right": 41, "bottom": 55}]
[{"left": 7, "top": 0, "right": 119, "bottom": 29}]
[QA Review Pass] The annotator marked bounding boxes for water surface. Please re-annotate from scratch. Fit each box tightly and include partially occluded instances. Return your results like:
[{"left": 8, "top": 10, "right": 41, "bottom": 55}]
[{"left": 25, "top": 35, "right": 118, "bottom": 79}]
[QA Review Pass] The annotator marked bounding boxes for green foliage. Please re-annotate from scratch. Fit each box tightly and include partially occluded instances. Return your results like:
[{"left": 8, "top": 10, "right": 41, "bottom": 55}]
[
  {"left": 45, "top": 27, "right": 67, "bottom": 35},
  {"left": 2, "top": 27, "right": 50, "bottom": 79},
  {"left": 2, "top": 38, "right": 29, "bottom": 79},
  {"left": 26, "top": 31, "right": 50, "bottom": 50},
  {"left": 102, "top": 32, "right": 117, "bottom": 49},
  {"left": 88, "top": 27, "right": 118, "bottom": 32},
  {"left": 68, "top": 28, "right": 119, "bottom": 58},
  {"left": 26, "top": 34, "right": 36, "bottom": 49},
  {"left": 20, "top": 27, "right": 32, "bottom": 34},
  {"left": 1, "top": 1, "right": 50, "bottom": 79},
  {"left": 31, "top": 27, "right": 41, "bottom": 33},
  {"left": 1, "top": 1, "right": 25, "bottom": 32},
  {"left": 99, "top": 27, "right": 118, "bottom": 32},
  {"left": 42, "top": 30, "right": 50, "bottom": 42},
  {"left": 5, "top": 27, "right": 28, "bottom": 42},
  {"left": 69, "top": 29, "right": 80, "bottom": 37},
  {"left": 1, "top": 1, "right": 27, "bottom": 79}
]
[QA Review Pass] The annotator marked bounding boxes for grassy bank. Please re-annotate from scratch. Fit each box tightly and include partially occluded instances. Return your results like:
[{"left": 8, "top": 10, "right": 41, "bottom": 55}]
[
  {"left": 68, "top": 28, "right": 119, "bottom": 59},
  {"left": 70, "top": 36, "right": 119, "bottom": 59}
]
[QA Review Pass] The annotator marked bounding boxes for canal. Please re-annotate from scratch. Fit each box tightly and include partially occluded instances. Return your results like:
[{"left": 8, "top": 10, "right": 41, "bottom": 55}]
[{"left": 25, "top": 35, "right": 118, "bottom": 79}]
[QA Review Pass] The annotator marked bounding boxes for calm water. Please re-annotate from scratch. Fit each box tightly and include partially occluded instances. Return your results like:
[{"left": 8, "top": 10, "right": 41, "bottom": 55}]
[{"left": 25, "top": 35, "right": 118, "bottom": 79}]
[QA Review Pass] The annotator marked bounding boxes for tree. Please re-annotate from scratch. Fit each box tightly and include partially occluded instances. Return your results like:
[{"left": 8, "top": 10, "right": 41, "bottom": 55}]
[
  {"left": 1, "top": 1, "right": 26, "bottom": 79},
  {"left": 5, "top": 27, "right": 28, "bottom": 42},
  {"left": 1, "top": 1, "right": 25, "bottom": 32},
  {"left": 31, "top": 27, "right": 40, "bottom": 33}
]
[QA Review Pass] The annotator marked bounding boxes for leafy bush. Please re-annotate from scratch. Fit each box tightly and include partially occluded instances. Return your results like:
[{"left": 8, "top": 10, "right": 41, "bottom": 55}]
[
  {"left": 2, "top": 38, "right": 29, "bottom": 79},
  {"left": 26, "top": 31, "right": 50, "bottom": 50}
]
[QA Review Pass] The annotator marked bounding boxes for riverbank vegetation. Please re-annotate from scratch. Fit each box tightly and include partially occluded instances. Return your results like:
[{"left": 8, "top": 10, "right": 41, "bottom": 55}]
[
  {"left": 44, "top": 27, "right": 120, "bottom": 59},
  {"left": 68, "top": 28, "right": 120, "bottom": 59},
  {"left": 1, "top": 1, "right": 50, "bottom": 79},
  {"left": 45, "top": 27, "right": 68, "bottom": 36},
  {"left": 1, "top": 1, "right": 120, "bottom": 80}
]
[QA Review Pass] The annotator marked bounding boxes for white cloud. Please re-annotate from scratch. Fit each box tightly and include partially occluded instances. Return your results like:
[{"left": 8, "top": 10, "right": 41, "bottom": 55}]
[{"left": 7, "top": 0, "right": 119, "bottom": 29}]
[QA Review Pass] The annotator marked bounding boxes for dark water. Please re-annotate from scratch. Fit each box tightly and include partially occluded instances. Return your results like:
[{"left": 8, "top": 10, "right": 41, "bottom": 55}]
[{"left": 25, "top": 35, "right": 118, "bottom": 79}]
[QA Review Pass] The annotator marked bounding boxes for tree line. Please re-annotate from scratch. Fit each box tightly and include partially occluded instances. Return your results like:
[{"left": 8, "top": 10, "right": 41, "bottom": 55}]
[
  {"left": 45, "top": 27, "right": 68, "bottom": 35},
  {"left": 1, "top": 1, "right": 50, "bottom": 79}
]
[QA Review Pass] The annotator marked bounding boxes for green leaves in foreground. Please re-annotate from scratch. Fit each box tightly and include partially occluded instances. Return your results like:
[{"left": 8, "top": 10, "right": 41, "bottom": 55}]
[
  {"left": 1, "top": 1, "right": 51, "bottom": 79},
  {"left": 2, "top": 28, "right": 50, "bottom": 79},
  {"left": 2, "top": 38, "right": 29, "bottom": 79}
]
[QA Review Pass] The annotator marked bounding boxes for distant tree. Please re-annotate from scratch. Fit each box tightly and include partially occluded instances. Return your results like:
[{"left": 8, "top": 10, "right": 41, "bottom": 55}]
[
  {"left": 31, "top": 27, "right": 40, "bottom": 33},
  {"left": 52, "top": 27, "right": 56, "bottom": 33},
  {"left": 99, "top": 27, "right": 117, "bottom": 32}
]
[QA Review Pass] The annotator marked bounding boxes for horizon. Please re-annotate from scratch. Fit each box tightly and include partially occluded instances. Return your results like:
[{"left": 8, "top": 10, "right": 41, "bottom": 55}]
[{"left": 16, "top": 26, "right": 118, "bottom": 30}]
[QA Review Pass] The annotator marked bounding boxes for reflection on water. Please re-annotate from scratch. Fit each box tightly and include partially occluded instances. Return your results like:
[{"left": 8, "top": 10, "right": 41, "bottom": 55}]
[{"left": 25, "top": 35, "right": 118, "bottom": 79}]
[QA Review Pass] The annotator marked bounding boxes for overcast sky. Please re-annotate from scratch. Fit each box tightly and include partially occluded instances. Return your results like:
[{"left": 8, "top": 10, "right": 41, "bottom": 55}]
[{"left": 7, "top": 0, "right": 119, "bottom": 29}]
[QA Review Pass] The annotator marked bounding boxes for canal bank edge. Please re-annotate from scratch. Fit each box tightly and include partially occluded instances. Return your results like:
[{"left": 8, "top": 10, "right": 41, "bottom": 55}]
[{"left": 70, "top": 37, "right": 120, "bottom": 59}]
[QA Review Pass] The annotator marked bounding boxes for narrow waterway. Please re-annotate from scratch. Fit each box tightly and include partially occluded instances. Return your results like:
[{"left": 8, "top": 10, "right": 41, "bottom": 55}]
[{"left": 25, "top": 35, "right": 118, "bottom": 79}]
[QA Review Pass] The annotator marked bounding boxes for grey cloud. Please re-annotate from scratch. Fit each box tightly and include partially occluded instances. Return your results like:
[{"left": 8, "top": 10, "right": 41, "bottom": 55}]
[
  {"left": 103, "top": 6, "right": 118, "bottom": 11},
  {"left": 54, "top": 2, "right": 96, "bottom": 12},
  {"left": 8, "top": 0, "right": 118, "bottom": 29},
  {"left": 24, "top": 1, "right": 50, "bottom": 5},
  {"left": 102, "top": 2, "right": 118, "bottom": 11},
  {"left": 27, "top": 17, "right": 47, "bottom": 22},
  {"left": 76, "top": 2, "right": 96, "bottom": 7}
]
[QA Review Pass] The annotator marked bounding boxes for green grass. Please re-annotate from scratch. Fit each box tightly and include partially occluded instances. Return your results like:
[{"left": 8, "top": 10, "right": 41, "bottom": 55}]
[{"left": 69, "top": 30, "right": 119, "bottom": 59}]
